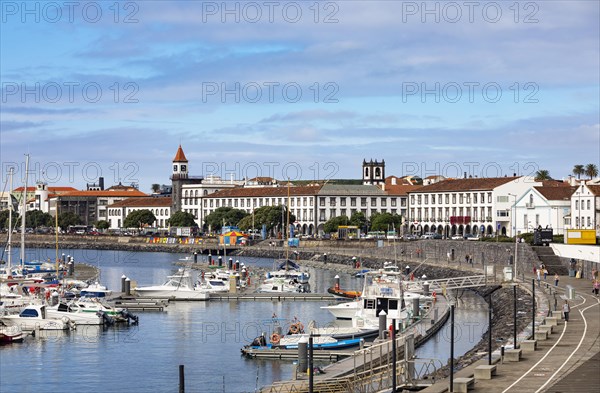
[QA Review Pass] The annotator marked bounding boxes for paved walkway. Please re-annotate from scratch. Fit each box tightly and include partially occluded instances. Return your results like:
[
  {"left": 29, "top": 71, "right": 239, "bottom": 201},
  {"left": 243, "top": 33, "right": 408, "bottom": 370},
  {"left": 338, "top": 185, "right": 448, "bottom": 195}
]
[{"left": 420, "top": 260, "right": 600, "bottom": 393}]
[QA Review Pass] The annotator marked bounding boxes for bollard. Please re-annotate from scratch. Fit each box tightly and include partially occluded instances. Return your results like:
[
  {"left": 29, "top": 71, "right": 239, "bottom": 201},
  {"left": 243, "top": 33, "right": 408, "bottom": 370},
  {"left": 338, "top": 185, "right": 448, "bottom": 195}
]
[
  {"left": 423, "top": 282, "right": 430, "bottom": 296},
  {"left": 121, "top": 275, "right": 127, "bottom": 293},
  {"left": 193, "top": 252, "right": 198, "bottom": 263},
  {"left": 228, "top": 258, "right": 233, "bottom": 270},
  {"left": 218, "top": 256, "right": 222, "bottom": 267},
  {"left": 334, "top": 275, "right": 340, "bottom": 290},
  {"left": 208, "top": 254, "right": 212, "bottom": 265},
  {"left": 298, "top": 336, "right": 308, "bottom": 374},
  {"left": 179, "top": 364, "right": 185, "bottom": 393},
  {"left": 235, "top": 260, "right": 240, "bottom": 271},
  {"left": 125, "top": 277, "right": 131, "bottom": 296},
  {"left": 68, "top": 261, "right": 74, "bottom": 276}
]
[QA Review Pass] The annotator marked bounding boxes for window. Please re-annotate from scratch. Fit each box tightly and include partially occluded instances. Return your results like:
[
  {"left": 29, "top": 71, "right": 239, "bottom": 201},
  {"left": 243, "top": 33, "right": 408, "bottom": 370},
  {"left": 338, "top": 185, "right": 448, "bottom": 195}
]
[
  {"left": 319, "top": 197, "right": 325, "bottom": 206},
  {"left": 417, "top": 195, "right": 422, "bottom": 205},
  {"left": 319, "top": 209, "right": 326, "bottom": 221},
  {"left": 216, "top": 200, "right": 220, "bottom": 207},
  {"left": 391, "top": 198, "right": 397, "bottom": 207},
  {"left": 370, "top": 198, "right": 376, "bottom": 207},
  {"left": 438, "top": 195, "right": 442, "bottom": 204},
  {"left": 488, "top": 192, "right": 492, "bottom": 203},
  {"left": 473, "top": 193, "right": 478, "bottom": 204},
  {"left": 291, "top": 198, "right": 295, "bottom": 207},
  {"left": 466, "top": 194, "right": 470, "bottom": 204},
  {"left": 445, "top": 194, "right": 450, "bottom": 204},
  {"left": 535, "top": 214, "right": 539, "bottom": 226},
  {"left": 587, "top": 200, "right": 591, "bottom": 210},
  {"left": 240, "top": 199, "right": 244, "bottom": 208},
  {"left": 424, "top": 195, "right": 429, "bottom": 205},
  {"left": 411, "top": 195, "right": 415, "bottom": 205},
  {"left": 351, "top": 198, "right": 356, "bottom": 207},
  {"left": 361, "top": 198, "right": 367, "bottom": 207},
  {"left": 330, "top": 197, "right": 336, "bottom": 206},
  {"left": 452, "top": 194, "right": 456, "bottom": 204},
  {"left": 575, "top": 200, "right": 579, "bottom": 210},
  {"left": 381, "top": 198, "right": 387, "bottom": 207},
  {"left": 330, "top": 209, "right": 336, "bottom": 218},
  {"left": 401, "top": 198, "right": 407, "bottom": 207},
  {"left": 340, "top": 198, "right": 346, "bottom": 207},
  {"left": 459, "top": 193, "right": 463, "bottom": 204}
]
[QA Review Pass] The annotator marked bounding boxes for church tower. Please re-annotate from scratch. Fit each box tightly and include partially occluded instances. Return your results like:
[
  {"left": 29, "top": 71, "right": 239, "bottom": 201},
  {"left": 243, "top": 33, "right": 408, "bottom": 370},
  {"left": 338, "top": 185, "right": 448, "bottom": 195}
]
[
  {"left": 171, "top": 145, "right": 189, "bottom": 212},
  {"left": 362, "top": 159, "right": 385, "bottom": 185}
]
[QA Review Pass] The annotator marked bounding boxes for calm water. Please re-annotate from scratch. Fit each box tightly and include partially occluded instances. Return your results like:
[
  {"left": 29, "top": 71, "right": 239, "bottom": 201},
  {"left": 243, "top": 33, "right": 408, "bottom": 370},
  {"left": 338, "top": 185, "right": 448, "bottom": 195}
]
[{"left": 1, "top": 248, "right": 487, "bottom": 392}]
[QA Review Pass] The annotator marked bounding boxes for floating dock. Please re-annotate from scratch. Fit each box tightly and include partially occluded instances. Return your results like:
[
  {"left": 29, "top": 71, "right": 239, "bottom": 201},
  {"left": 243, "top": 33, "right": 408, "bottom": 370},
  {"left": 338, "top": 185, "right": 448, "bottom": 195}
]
[
  {"left": 242, "top": 347, "right": 355, "bottom": 360},
  {"left": 209, "top": 293, "right": 335, "bottom": 301}
]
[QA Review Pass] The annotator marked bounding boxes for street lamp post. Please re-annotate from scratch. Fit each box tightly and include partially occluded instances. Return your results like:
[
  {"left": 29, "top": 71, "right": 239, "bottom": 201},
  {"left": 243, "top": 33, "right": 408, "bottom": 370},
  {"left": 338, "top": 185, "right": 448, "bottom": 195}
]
[{"left": 508, "top": 193, "right": 518, "bottom": 282}]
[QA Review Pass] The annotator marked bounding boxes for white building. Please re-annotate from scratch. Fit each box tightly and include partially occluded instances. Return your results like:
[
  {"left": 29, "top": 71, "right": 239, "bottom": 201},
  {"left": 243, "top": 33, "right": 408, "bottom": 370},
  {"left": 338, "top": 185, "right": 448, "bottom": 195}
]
[
  {"left": 107, "top": 197, "right": 172, "bottom": 230},
  {"left": 513, "top": 185, "right": 576, "bottom": 235},
  {"left": 569, "top": 183, "right": 600, "bottom": 235},
  {"left": 407, "top": 176, "right": 543, "bottom": 237}
]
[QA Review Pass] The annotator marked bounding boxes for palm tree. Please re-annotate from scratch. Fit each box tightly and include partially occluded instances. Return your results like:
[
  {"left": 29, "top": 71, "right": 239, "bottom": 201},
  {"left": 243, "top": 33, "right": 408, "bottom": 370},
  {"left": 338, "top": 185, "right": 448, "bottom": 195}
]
[
  {"left": 534, "top": 169, "right": 552, "bottom": 181},
  {"left": 572, "top": 165, "right": 584, "bottom": 179},
  {"left": 585, "top": 163, "right": 599, "bottom": 179}
]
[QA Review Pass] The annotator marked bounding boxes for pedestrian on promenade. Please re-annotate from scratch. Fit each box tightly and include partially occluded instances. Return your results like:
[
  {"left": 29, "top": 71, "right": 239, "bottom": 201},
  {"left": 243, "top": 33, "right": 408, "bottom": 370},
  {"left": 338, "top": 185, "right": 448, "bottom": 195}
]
[
  {"left": 593, "top": 279, "right": 599, "bottom": 297},
  {"left": 562, "top": 300, "right": 570, "bottom": 322},
  {"left": 446, "top": 251, "right": 451, "bottom": 264},
  {"left": 536, "top": 269, "right": 541, "bottom": 286},
  {"left": 543, "top": 267, "right": 548, "bottom": 281},
  {"left": 592, "top": 267, "right": 598, "bottom": 281},
  {"left": 554, "top": 273, "right": 559, "bottom": 286}
]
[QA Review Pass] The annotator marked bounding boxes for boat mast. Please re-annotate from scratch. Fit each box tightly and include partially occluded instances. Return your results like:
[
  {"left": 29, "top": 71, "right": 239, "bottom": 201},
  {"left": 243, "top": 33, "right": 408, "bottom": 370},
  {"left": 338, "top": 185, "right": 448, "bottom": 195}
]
[
  {"left": 286, "top": 180, "right": 290, "bottom": 265},
  {"left": 55, "top": 201, "right": 60, "bottom": 282},
  {"left": 6, "top": 167, "right": 14, "bottom": 274},
  {"left": 20, "top": 154, "right": 29, "bottom": 267}
]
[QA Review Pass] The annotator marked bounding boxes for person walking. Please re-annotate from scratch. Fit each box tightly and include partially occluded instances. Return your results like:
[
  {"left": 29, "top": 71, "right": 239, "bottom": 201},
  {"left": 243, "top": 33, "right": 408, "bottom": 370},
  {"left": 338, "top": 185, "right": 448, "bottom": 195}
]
[
  {"left": 554, "top": 273, "right": 560, "bottom": 287},
  {"left": 536, "top": 268, "right": 541, "bottom": 287},
  {"left": 593, "top": 279, "right": 599, "bottom": 297},
  {"left": 562, "top": 300, "right": 570, "bottom": 322},
  {"left": 543, "top": 267, "right": 548, "bottom": 281}
]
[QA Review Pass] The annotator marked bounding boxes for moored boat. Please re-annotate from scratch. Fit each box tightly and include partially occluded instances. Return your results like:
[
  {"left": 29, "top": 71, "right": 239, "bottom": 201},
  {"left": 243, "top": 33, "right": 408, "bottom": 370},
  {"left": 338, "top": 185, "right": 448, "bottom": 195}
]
[
  {"left": 1, "top": 304, "right": 74, "bottom": 331},
  {"left": 134, "top": 269, "right": 209, "bottom": 300},
  {"left": 0, "top": 322, "right": 25, "bottom": 343},
  {"left": 327, "top": 287, "right": 361, "bottom": 300}
]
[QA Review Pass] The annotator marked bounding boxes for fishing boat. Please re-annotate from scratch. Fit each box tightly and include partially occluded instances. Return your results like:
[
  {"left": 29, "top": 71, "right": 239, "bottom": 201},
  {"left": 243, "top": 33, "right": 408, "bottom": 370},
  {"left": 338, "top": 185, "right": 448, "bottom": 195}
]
[
  {"left": 242, "top": 333, "right": 363, "bottom": 356},
  {"left": 1, "top": 304, "right": 74, "bottom": 331},
  {"left": 134, "top": 269, "right": 209, "bottom": 300},
  {"left": 0, "top": 322, "right": 25, "bottom": 343},
  {"left": 257, "top": 277, "right": 309, "bottom": 293}
]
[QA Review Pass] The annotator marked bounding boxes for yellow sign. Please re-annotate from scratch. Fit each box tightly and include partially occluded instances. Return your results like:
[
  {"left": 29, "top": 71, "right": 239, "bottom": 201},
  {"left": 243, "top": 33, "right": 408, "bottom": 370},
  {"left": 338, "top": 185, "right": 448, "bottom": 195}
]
[{"left": 566, "top": 229, "right": 597, "bottom": 245}]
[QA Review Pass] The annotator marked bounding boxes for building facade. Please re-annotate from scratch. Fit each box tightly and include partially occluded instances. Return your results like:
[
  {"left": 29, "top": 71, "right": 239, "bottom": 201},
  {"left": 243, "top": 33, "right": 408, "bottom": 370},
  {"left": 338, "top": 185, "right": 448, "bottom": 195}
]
[
  {"left": 107, "top": 197, "right": 171, "bottom": 230},
  {"left": 569, "top": 183, "right": 600, "bottom": 235}
]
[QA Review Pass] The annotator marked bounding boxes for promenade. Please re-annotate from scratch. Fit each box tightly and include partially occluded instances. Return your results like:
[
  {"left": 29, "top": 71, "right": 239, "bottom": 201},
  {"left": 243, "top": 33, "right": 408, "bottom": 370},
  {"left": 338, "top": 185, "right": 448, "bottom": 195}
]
[{"left": 419, "top": 261, "right": 600, "bottom": 393}]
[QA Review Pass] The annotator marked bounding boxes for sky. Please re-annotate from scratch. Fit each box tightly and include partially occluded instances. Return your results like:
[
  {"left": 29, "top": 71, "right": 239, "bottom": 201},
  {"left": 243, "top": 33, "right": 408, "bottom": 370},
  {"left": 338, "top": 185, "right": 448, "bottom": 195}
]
[{"left": 1, "top": 0, "right": 599, "bottom": 193}]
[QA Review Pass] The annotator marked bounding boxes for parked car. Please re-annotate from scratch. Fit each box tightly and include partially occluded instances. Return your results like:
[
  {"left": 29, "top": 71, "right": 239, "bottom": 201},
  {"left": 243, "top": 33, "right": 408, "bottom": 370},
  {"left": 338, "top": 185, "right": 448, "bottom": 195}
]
[
  {"left": 464, "top": 234, "right": 480, "bottom": 241},
  {"left": 402, "top": 234, "right": 418, "bottom": 241},
  {"left": 451, "top": 234, "right": 463, "bottom": 240},
  {"left": 421, "top": 232, "right": 435, "bottom": 239}
]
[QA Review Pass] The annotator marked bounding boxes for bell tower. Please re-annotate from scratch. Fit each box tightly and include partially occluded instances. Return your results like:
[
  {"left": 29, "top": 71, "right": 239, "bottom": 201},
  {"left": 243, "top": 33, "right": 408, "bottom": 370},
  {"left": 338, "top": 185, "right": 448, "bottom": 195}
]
[
  {"left": 362, "top": 159, "right": 385, "bottom": 185},
  {"left": 171, "top": 145, "right": 189, "bottom": 212}
]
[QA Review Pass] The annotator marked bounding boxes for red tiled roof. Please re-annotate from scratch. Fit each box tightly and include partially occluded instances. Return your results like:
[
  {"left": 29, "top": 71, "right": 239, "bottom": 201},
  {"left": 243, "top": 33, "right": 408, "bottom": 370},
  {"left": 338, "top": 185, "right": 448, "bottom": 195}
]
[
  {"left": 173, "top": 145, "right": 188, "bottom": 162},
  {"left": 410, "top": 177, "right": 521, "bottom": 193},
  {"left": 534, "top": 186, "right": 577, "bottom": 201},
  {"left": 383, "top": 184, "right": 422, "bottom": 196},
  {"left": 108, "top": 197, "right": 171, "bottom": 208},
  {"left": 540, "top": 180, "right": 571, "bottom": 187},
  {"left": 587, "top": 185, "right": 600, "bottom": 196},
  {"left": 206, "top": 185, "right": 322, "bottom": 198},
  {"left": 247, "top": 177, "right": 276, "bottom": 183},
  {"left": 13, "top": 186, "right": 77, "bottom": 192},
  {"left": 58, "top": 190, "right": 147, "bottom": 198}
]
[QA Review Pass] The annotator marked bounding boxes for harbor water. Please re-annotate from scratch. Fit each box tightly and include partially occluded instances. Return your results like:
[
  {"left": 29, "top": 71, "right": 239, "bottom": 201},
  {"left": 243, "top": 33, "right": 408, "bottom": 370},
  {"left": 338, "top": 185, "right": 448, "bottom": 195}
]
[{"left": 1, "top": 248, "right": 488, "bottom": 392}]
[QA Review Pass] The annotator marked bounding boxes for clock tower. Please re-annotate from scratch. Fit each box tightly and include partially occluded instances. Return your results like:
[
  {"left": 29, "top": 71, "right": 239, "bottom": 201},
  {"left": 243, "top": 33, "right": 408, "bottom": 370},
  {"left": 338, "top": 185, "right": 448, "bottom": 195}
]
[{"left": 171, "top": 145, "right": 189, "bottom": 212}]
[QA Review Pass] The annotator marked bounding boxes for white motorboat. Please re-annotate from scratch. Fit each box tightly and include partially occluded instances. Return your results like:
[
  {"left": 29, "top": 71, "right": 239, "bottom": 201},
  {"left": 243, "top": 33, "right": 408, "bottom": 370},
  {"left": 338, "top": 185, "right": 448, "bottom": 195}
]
[
  {"left": 1, "top": 304, "right": 73, "bottom": 331},
  {"left": 80, "top": 282, "right": 113, "bottom": 298},
  {"left": 0, "top": 321, "right": 25, "bottom": 343},
  {"left": 258, "top": 277, "right": 310, "bottom": 293},
  {"left": 46, "top": 301, "right": 105, "bottom": 325},
  {"left": 266, "top": 259, "right": 310, "bottom": 284},
  {"left": 69, "top": 297, "right": 139, "bottom": 324},
  {"left": 134, "top": 269, "right": 209, "bottom": 300}
]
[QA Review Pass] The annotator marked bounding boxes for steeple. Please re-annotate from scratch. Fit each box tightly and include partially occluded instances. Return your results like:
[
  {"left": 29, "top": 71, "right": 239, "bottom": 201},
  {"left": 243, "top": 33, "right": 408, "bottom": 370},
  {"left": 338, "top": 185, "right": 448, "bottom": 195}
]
[
  {"left": 173, "top": 145, "right": 188, "bottom": 162},
  {"left": 172, "top": 145, "right": 189, "bottom": 180}
]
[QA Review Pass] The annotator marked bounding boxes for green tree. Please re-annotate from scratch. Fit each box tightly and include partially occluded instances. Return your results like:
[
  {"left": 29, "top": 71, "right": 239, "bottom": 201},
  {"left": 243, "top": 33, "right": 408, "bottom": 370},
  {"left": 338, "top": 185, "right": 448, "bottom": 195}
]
[
  {"left": 370, "top": 212, "right": 402, "bottom": 232},
  {"left": 58, "top": 212, "right": 81, "bottom": 230},
  {"left": 151, "top": 183, "right": 161, "bottom": 193},
  {"left": 25, "top": 210, "right": 54, "bottom": 228},
  {"left": 534, "top": 169, "right": 552, "bottom": 181},
  {"left": 323, "top": 215, "right": 349, "bottom": 234},
  {"left": 0, "top": 210, "right": 17, "bottom": 230},
  {"left": 236, "top": 205, "right": 295, "bottom": 233},
  {"left": 123, "top": 209, "right": 156, "bottom": 230},
  {"left": 349, "top": 211, "right": 367, "bottom": 229},
  {"left": 572, "top": 164, "right": 584, "bottom": 179},
  {"left": 204, "top": 207, "right": 249, "bottom": 232},
  {"left": 585, "top": 163, "right": 598, "bottom": 179},
  {"left": 167, "top": 211, "right": 197, "bottom": 227},
  {"left": 95, "top": 220, "right": 110, "bottom": 230}
]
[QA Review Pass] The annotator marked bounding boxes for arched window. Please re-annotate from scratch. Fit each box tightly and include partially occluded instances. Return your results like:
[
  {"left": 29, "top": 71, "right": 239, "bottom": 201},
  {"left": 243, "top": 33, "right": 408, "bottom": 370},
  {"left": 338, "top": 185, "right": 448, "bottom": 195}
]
[
  {"left": 375, "top": 167, "right": 381, "bottom": 177},
  {"left": 529, "top": 194, "right": 534, "bottom": 205},
  {"left": 195, "top": 190, "right": 198, "bottom": 197},
  {"left": 203, "top": 190, "right": 208, "bottom": 196},
  {"left": 184, "top": 190, "right": 188, "bottom": 197}
]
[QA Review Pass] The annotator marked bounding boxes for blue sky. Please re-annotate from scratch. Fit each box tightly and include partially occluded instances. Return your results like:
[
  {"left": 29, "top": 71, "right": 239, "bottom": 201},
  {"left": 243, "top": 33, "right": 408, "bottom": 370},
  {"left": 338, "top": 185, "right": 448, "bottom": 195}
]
[{"left": 1, "top": 1, "right": 599, "bottom": 192}]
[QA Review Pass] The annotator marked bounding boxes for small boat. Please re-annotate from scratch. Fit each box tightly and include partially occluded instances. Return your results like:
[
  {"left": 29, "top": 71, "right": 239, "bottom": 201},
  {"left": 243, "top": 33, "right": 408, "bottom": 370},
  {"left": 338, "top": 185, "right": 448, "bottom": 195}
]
[
  {"left": 69, "top": 297, "right": 138, "bottom": 324},
  {"left": 80, "top": 282, "right": 113, "bottom": 298},
  {"left": 134, "top": 269, "right": 209, "bottom": 300},
  {"left": 0, "top": 322, "right": 25, "bottom": 343},
  {"left": 242, "top": 333, "right": 363, "bottom": 355},
  {"left": 46, "top": 301, "right": 107, "bottom": 325},
  {"left": 353, "top": 269, "right": 370, "bottom": 278},
  {"left": 1, "top": 304, "right": 73, "bottom": 331},
  {"left": 327, "top": 287, "right": 361, "bottom": 300},
  {"left": 266, "top": 259, "right": 310, "bottom": 284},
  {"left": 258, "top": 278, "right": 310, "bottom": 293}
]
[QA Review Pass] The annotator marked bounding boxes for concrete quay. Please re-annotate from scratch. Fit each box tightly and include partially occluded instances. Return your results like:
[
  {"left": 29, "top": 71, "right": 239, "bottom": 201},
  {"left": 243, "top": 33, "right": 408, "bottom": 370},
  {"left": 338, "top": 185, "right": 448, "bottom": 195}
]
[{"left": 418, "top": 266, "right": 600, "bottom": 393}]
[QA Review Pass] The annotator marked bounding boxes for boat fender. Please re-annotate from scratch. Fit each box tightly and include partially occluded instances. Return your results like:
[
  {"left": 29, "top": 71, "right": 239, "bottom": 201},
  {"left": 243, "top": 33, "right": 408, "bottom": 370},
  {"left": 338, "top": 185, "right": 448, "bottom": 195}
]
[{"left": 270, "top": 333, "right": 280, "bottom": 344}]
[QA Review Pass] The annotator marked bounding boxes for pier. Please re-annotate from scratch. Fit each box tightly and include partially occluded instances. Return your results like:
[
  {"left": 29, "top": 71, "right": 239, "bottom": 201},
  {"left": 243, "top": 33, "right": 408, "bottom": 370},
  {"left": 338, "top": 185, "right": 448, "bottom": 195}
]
[{"left": 209, "top": 293, "right": 334, "bottom": 301}]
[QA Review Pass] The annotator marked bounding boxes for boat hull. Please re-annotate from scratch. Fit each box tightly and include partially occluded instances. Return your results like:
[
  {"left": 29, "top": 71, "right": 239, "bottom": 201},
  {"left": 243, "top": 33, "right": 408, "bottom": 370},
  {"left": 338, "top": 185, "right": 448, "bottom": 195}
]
[{"left": 135, "top": 288, "right": 209, "bottom": 300}]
